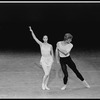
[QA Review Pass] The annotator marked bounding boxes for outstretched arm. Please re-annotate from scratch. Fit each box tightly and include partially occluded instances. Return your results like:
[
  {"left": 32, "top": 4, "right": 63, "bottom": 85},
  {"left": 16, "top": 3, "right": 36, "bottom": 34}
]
[{"left": 29, "top": 26, "right": 42, "bottom": 45}]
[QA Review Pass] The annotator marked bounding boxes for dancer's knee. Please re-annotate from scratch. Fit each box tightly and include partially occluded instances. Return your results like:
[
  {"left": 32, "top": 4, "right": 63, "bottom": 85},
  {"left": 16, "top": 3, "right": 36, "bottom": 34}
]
[
  {"left": 45, "top": 73, "right": 50, "bottom": 76},
  {"left": 44, "top": 71, "right": 50, "bottom": 76}
]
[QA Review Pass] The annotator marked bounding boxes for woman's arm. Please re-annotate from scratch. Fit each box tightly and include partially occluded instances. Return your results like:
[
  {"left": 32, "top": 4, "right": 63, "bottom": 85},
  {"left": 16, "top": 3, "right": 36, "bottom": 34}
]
[{"left": 29, "top": 26, "right": 42, "bottom": 45}]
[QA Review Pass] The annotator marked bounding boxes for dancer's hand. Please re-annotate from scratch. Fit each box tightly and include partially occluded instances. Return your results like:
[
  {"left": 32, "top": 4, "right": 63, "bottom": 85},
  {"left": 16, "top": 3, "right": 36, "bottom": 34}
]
[{"left": 29, "top": 26, "right": 32, "bottom": 32}]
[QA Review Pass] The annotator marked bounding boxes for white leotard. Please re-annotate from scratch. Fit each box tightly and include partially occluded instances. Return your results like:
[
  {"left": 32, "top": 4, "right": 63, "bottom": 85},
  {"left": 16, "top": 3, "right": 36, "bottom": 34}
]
[
  {"left": 40, "top": 43, "right": 53, "bottom": 72},
  {"left": 57, "top": 41, "right": 73, "bottom": 57},
  {"left": 40, "top": 43, "right": 51, "bottom": 57}
]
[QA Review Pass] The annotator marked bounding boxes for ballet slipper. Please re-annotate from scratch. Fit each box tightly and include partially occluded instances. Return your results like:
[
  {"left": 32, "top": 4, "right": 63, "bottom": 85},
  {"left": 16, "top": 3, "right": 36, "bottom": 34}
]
[
  {"left": 61, "top": 85, "right": 67, "bottom": 90},
  {"left": 42, "top": 83, "right": 45, "bottom": 90},
  {"left": 45, "top": 85, "right": 50, "bottom": 90},
  {"left": 83, "top": 80, "right": 90, "bottom": 88}
]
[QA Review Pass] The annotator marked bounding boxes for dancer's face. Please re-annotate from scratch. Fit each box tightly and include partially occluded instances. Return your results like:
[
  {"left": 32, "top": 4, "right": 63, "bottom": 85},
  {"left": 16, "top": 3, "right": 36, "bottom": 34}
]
[
  {"left": 43, "top": 35, "right": 48, "bottom": 43},
  {"left": 64, "top": 38, "right": 72, "bottom": 44}
]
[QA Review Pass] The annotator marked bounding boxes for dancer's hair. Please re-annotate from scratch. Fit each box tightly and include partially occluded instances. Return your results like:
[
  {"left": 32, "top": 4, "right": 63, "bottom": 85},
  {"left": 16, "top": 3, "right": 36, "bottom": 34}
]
[{"left": 64, "top": 33, "right": 73, "bottom": 41}]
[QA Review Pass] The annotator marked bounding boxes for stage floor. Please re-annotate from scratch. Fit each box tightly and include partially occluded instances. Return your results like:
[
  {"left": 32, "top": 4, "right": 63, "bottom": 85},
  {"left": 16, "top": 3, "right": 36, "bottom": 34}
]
[{"left": 0, "top": 51, "right": 100, "bottom": 98}]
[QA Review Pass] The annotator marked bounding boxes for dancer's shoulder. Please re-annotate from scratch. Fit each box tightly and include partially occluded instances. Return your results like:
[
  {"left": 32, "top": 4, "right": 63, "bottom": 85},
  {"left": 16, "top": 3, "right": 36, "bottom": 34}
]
[
  {"left": 47, "top": 43, "right": 52, "bottom": 47},
  {"left": 57, "top": 41, "right": 62, "bottom": 45},
  {"left": 56, "top": 41, "right": 62, "bottom": 46},
  {"left": 70, "top": 43, "right": 73, "bottom": 46},
  {"left": 69, "top": 43, "right": 73, "bottom": 47}
]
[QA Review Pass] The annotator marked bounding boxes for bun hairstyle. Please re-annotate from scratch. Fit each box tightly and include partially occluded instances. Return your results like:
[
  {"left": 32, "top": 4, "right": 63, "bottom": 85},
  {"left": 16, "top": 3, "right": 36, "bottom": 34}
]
[{"left": 64, "top": 33, "right": 73, "bottom": 41}]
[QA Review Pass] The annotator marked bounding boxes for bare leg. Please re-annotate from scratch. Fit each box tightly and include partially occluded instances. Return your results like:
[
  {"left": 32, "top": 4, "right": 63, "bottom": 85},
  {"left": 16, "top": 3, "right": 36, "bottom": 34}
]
[
  {"left": 42, "top": 74, "right": 47, "bottom": 90},
  {"left": 42, "top": 64, "right": 47, "bottom": 90},
  {"left": 42, "top": 69, "right": 50, "bottom": 90},
  {"left": 45, "top": 65, "right": 52, "bottom": 90},
  {"left": 45, "top": 75, "right": 50, "bottom": 90},
  {"left": 41, "top": 60, "right": 52, "bottom": 90}
]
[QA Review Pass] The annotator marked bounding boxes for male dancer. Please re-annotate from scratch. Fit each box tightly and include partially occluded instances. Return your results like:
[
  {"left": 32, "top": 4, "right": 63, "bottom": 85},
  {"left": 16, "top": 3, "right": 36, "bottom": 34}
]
[{"left": 55, "top": 33, "right": 90, "bottom": 90}]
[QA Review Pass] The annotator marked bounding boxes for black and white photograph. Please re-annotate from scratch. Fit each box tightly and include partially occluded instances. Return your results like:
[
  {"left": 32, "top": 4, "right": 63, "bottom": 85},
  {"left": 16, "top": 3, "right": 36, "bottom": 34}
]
[{"left": 0, "top": 1, "right": 100, "bottom": 98}]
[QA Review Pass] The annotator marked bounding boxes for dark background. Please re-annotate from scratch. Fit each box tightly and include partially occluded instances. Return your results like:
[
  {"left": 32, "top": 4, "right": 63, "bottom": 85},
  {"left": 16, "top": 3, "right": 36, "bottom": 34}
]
[{"left": 0, "top": 3, "right": 100, "bottom": 53}]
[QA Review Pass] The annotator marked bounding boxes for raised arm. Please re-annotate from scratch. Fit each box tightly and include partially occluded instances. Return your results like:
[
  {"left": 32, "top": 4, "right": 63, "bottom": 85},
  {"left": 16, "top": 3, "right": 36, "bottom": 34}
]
[{"left": 29, "top": 26, "right": 42, "bottom": 45}]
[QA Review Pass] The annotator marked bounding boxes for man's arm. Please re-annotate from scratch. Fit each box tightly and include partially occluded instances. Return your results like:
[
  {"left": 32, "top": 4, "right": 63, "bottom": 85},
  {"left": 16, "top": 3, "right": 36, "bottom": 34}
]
[
  {"left": 58, "top": 44, "right": 73, "bottom": 56},
  {"left": 50, "top": 45, "right": 54, "bottom": 62},
  {"left": 58, "top": 49, "right": 69, "bottom": 56},
  {"left": 55, "top": 46, "right": 60, "bottom": 64}
]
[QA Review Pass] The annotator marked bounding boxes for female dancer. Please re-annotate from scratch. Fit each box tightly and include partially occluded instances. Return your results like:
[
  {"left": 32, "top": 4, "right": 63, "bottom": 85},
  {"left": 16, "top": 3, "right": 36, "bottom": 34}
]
[
  {"left": 56, "top": 33, "right": 90, "bottom": 90},
  {"left": 29, "top": 26, "right": 54, "bottom": 90}
]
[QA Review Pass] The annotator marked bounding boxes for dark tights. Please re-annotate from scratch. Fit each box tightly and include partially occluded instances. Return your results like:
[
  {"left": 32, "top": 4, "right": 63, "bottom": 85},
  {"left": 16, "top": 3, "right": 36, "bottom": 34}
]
[{"left": 60, "top": 56, "right": 84, "bottom": 84}]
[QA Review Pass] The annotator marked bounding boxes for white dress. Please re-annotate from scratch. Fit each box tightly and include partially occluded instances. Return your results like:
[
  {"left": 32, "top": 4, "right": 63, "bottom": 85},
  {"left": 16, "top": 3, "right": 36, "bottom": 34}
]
[{"left": 40, "top": 43, "right": 53, "bottom": 75}]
